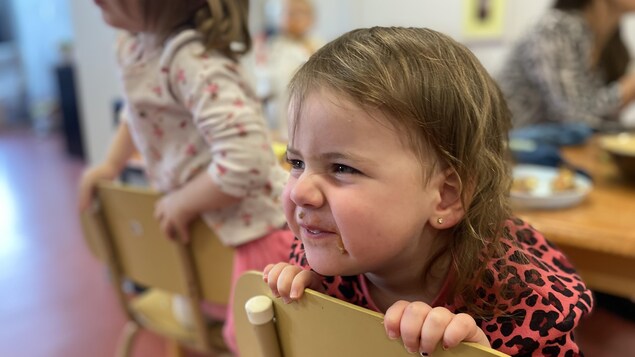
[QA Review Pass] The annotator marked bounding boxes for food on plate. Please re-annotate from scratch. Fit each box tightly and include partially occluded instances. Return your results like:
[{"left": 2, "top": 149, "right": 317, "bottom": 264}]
[
  {"left": 511, "top": 176, "right": 538, "bottom": 194},
  {"left": 551, "top": 167, "right": 577, "bottom": 192}
]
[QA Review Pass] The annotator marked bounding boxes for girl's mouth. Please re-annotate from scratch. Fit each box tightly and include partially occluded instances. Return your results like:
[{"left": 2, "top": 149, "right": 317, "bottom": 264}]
[
  {"left": 300, "top": 225, "right": 332, "bottom": 237},
  {"left": 299, "top": 225, "right": 348, "bottom": 254}
]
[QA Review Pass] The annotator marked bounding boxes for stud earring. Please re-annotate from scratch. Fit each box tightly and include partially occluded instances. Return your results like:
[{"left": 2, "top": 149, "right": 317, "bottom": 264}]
[{"left": 437, "top": 217, "right": 444, "bottom": 225}]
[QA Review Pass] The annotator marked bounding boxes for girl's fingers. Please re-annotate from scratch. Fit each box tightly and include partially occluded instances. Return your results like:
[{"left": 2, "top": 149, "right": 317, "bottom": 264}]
[
  {"left": 154, "top": 202, "right": 163, "bottom": 220},
  {"left": 384, "top": 300, "right": 409, "bottom": 340},
  {"left": 289, "top": 269, "right": 316, "bottom": 299},
  {"left": 276, "top": 265, "right": 304, "bottom": 302},
  {"left": 175, "top": 223, "right": 189, "bottom": 243},
  {"left": 162, "top": 221, "right": 173, "bottom": 240},
  {"left": 399, "top": 302, "right": 431, "bottom": 354},
  {"left": 419, "top": 307, "right": 453, "bottom": 355},
  {"left": 385, "top": 303, "right": 483, "bottom": 355},
  {"left": 443, "top": 313, "right": 490, "bottom": 349},
  {"left": 264, "top": 263, "right": 288, "bottom": 297},
  {"left": 263, "top": 265, "right": 319, "bottom": 303},
  {"left": 263, "top": 264, "right": 275, "bottom": 282}
]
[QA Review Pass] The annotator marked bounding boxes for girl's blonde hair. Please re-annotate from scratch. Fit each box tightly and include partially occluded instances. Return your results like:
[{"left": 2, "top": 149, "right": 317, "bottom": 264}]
[
  {"left": 133, "top": 0, "right": 252, "bottom": 59},
  {"left": 289, "top": 27, "right": 513, "bottom": 317}
]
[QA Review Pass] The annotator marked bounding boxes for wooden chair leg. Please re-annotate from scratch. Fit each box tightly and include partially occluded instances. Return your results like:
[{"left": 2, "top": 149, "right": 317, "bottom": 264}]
[
  {"left": 115, "top": 321, "right": 140, "bottom": 357},
  {"left": 166, "top": 339, "right": 186, "bottom": 357}
]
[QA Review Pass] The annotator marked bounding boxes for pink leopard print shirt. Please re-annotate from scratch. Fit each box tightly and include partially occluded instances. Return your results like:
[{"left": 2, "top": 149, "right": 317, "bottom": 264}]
[{"left": 289, "top": 217, "right": 593, "bottom": 356}]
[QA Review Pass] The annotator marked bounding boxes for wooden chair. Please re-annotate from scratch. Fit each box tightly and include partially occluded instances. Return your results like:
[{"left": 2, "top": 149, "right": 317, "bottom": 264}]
[
  {"left": 234, "top": 271, "right": 510, "bottom": 357},
  {"left": 80, "top": 182, "right": 235, "bottom": 357}
]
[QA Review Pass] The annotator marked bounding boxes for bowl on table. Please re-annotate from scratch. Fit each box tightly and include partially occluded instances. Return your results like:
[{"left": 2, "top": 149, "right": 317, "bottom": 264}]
[{"left": 600, "top": 132, "right": 635, "bottom": 181}]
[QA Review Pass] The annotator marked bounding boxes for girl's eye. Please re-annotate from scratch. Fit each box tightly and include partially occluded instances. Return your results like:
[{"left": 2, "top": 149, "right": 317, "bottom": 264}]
[
  {"left": 333, "top": 164, "right": 360, "bottom": 175},
  {"left": 286, "top": 157, "right": 304, "bottom": 170}
]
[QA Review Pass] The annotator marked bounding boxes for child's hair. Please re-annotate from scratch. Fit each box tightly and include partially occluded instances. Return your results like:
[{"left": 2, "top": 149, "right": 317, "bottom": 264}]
[
  {"left": 288, "top": 27, "right": 513, "bottom": 317},
  {"left": 124, "top": 0, "right": 252, "bottom": 59}
]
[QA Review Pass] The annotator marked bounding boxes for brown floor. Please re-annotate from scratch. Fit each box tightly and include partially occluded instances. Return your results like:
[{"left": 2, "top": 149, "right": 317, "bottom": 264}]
[
  {"left": 0, "top": 128, "right": 164, "bottom": 357},
  {"left": 1, "top": 128, "right": 634, "bottom": 357}
]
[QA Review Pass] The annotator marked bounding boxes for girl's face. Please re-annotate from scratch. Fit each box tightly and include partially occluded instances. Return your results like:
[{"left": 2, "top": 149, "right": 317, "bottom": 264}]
[
  {"left": 283, "top": 89, "right": 447, "bottom": 278},
  {"left": 94, "top": 0, "right": 144, "bottom": 32},
  {"left": 281, "top": 0, "right": 314, "bottom": 38}
]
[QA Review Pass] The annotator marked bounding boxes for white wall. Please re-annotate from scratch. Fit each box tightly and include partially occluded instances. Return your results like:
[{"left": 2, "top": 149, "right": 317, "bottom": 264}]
[
  {"left": 310, "top": 0, "right": 552, "bottom": 74},
  {"left": 9, "top": 0, "right": 74, "bottom": 119},
  {"left": 68, "top": 0, "right": 119, "bottom": 165},
  {"left": 70, "top": 1, "right": 635, "bottom": 164}
]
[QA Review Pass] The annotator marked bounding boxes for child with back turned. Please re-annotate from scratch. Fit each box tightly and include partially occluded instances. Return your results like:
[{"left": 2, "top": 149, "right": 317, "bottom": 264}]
[
  {"left": 264, "top": 27, "right": 593, "bottom": 356},
  {"left": 78, "top": 0, "right": 294, "bottom": 354}
]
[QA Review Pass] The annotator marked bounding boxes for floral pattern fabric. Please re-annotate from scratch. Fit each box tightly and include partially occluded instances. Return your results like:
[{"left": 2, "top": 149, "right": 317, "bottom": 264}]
[{"left": 116, "top": 30, "right": 287, "bottom": 246}]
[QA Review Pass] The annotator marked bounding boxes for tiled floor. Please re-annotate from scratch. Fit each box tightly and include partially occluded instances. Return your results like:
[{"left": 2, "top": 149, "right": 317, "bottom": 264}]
[{"left": 1, "top": 128, "right": 634, "bottom": 357}]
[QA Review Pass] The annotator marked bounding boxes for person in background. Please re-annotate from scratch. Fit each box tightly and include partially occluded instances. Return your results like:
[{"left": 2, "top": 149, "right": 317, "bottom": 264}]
[
  {"left": 262, "top": 0, "right": 323, "bottom": 140},
  {"left": 264, "top": 27, "right": 593, "bottom": 356},
  {"left": 497, "top": 0, "right": 635, "bottom": 129},
  {"left": 78, "top": 0, "right": 294, "bottom": 354}
]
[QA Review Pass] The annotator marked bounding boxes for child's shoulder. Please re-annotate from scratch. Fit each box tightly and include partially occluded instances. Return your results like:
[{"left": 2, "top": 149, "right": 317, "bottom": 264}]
[
  {"left": 502, "top": 217, "right": 574, "bottom": 272},
  {"left": 493, "top": 217, "right": 587, "bottom": 292},
  {"left": 469, "top": 217, "right": 593, "bottom": 355},
  {"left": 160, "top": 29, "right": 238, "bottom": 75},
  {"left": 161, "top": 29, "right": 233, "bottom": 62},
  {"left": 479, "top": 217, "right": 593, "bottom": 319},
  {"left": 115, "top": 31, "right": 143, "bottom": 67}
]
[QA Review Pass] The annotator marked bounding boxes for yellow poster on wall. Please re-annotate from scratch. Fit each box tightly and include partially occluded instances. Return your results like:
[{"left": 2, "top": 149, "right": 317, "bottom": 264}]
[{"left": 463, "top": 0, "right": 506, "bottom": 41}]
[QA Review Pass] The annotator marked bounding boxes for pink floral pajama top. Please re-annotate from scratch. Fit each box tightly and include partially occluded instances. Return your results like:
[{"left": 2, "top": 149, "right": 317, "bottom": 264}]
[{"left": 116, "top": 29, "right": 287, "bottom": 246}]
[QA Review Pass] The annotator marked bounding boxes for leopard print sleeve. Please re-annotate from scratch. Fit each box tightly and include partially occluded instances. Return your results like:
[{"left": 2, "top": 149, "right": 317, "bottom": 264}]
[{"left": 470, "top": 218, "right": 593, "bottom": 356}]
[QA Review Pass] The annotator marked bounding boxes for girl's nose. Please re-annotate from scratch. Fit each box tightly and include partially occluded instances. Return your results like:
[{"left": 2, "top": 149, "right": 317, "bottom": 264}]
[{"left": 290, "top": 173, "right": 324, "bottom": 208}]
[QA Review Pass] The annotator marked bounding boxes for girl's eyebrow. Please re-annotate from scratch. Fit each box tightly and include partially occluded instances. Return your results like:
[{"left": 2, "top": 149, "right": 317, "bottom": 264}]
[
  {"left": 286, "top": 147, "right": 372, "bottom": 164},
  {"left": 286, "top": 147, "right": 300, "bottom": 156}
]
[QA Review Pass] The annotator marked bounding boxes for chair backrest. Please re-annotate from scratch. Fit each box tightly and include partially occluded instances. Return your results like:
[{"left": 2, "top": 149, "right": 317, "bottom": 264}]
[
  {"left": 234, "top": 271, "right": 510, "bottom": 357},
  {"left": 80, "top": 181, "right": 234, "bottom": 305}
]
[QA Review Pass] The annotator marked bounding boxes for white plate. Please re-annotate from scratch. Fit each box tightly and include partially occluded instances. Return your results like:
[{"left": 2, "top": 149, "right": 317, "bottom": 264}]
[{"left": 511, "top": 164, "right": 592, "bottom": 209}]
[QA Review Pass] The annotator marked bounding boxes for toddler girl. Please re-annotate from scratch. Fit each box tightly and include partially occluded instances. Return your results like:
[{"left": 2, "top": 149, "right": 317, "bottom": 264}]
[
  {"left": 79, "top": 0, "right": 293, "bottom": 353},
  {"left": 264, "top": 27, "right": 593, "bottom": 356}
]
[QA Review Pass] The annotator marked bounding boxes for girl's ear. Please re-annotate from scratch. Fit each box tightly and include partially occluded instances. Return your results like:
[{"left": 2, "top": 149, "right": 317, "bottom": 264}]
[{"left": 430, "top": 168, "right": 465, "bottom": 229}]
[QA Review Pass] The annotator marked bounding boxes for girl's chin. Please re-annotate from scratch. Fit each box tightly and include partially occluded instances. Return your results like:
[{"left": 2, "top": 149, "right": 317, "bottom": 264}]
[{"left": 305, "top": 251, "right": 357, "bottom": 277}]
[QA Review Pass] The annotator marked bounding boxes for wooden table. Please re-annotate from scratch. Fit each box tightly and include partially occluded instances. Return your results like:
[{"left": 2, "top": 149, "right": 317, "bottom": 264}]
[{"left": 514, "top": 137, "right": 635, "bottom": 299}]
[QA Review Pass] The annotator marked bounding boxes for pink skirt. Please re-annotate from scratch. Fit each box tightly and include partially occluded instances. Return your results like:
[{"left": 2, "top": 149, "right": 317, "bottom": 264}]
[{"left": 201, "top": 227, "right": 295, "bottom": 355}]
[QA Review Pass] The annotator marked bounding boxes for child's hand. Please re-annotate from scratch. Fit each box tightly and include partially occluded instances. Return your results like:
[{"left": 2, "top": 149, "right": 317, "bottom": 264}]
[
  {"left": 263, "top": 263, "right": 324, "bottom": 304},
  {"left": 77, "top": 163, "right": 119, "bottom": 211},
  {"left": 384, "top": 300, "right": 489, "bottom": 355},
  {"left": 154, "top": 190, "right": 197, "bottom": 243}
]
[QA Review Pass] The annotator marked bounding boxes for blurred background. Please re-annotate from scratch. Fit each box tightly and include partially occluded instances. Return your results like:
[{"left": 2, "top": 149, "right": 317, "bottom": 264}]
[
  {"left": 2, "top": 0, "right": 635, "bottom": 163},
  {"left": 1, "top": 1, "right": 634, "bottom": 356}
]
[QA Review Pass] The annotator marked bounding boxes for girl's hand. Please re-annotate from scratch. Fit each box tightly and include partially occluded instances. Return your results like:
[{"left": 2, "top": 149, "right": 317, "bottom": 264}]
[
  {"left": 77, "top": 163, "right": 120, "bottom": 211},
  {"left": 384, "top": 301, "right": 490, "bottom": 355},
  {"left": 154, "top": 190, "right": 198, "bottom": 243},
  {"left": 263, "top": 263, "right": 324, "bottom": 304}
]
